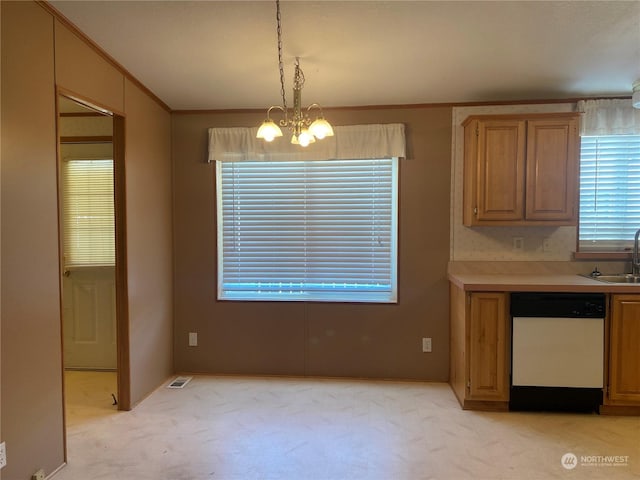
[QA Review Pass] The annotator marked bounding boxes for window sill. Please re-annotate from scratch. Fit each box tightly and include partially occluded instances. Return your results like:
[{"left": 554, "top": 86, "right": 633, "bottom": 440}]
[
  {"left": 573, "top": 252, "right": 632, "bottom": 261},
  {"left": 218, "top": 289, "right": 397, "bottom": 304}
]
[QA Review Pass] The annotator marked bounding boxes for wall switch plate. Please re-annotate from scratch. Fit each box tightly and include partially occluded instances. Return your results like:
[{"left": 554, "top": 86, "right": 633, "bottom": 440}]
[
  {"left": 422, "top": 337, "right": 432, "bottom": 353},
  {"left": 0, "top": 442, "right": 6, "bottom": 469},
  {"left": 32, "top": 469, "right": 45, "bottom": 480},
  {"left": 188, "top": 332, "right": 198, "bottom": 347},
  {"left": 542, "top": 238, "right": 551, "bottom": 252}
]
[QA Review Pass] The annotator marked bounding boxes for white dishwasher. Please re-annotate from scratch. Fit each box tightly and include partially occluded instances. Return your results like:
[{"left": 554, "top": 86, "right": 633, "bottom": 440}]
[{"left": 510, "top": 292, "right": 605, "bottom": 412}]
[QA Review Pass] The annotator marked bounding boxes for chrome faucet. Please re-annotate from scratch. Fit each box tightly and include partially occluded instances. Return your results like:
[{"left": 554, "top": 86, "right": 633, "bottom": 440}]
[{"left": 633, "top": 228, "right": 640, "bottom": 276}]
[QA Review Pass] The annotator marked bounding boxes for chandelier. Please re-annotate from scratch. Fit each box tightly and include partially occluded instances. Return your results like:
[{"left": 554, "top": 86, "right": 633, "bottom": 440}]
[{"left": 256, "top": 0, "right": 334, "bottom": 147}]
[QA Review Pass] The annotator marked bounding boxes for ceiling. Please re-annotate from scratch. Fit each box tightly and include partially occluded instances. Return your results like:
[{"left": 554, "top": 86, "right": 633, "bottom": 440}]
[{"left": 49, "top": 1, "right": 640, "bottom": 111}]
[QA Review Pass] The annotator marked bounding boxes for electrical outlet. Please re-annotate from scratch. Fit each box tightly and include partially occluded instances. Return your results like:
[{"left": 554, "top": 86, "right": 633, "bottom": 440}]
[
  {"left": 0, "top": 442, "right": 6, "bottom": 469},
  {"left": 542, "top": 237, "right": 551, "bottom": 252},
  {"left": 512, "top": 237, "right": 524, "bottom": 252},
  {"left": 422, "top": 337, "right": 432, "bottom": 353},
  {"left": 188, "top": 332, "right": 198, "bottom": 347},
  {"left": 32, "top": 469, "right": 45, "bottom": 480}
]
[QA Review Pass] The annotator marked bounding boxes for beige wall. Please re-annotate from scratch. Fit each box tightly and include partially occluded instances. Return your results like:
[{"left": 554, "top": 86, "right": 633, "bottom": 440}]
[
  {"left": 123, "top": 78, "right": 173, "bottom": 404},
  {"left": 54, "top": 17, "right": 124, "bottom": 113},
  {"left": 0, "top": 0, "right": 3, "bottom": 476},
  {"left": 53, "top": 6, "right": 174, "bottom": 409},
  {"left": 1, "top": 2, "right": 174, "bottom": 478},
  {"left": 172, "top": 107, "right": 452, "bottom": 380},
  {"left": 1, "top": 2, "right": 64, "bottom": 478}
]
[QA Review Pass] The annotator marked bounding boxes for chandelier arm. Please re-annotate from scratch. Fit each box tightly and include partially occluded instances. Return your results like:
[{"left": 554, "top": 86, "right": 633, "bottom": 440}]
[
  {"left": 306, "top": 103, "right": 324, "bottom": 115},
  {"left": 266, "top": 105, "right": 285, "bottom": 119}
]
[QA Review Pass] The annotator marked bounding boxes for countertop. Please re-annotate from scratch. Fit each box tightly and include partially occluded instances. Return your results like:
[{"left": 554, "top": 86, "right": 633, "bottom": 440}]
[{"left": 448, "top": 272, "right": 640, "bottom": 293}]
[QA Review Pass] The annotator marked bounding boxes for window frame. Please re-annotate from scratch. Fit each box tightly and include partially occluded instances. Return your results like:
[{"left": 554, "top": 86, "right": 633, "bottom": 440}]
[
  {"left": 578, "top": 134, "right": 640, "bottom": 255},
  {"left": 215, "top": 157, "right": 399, "bottom": 303}
]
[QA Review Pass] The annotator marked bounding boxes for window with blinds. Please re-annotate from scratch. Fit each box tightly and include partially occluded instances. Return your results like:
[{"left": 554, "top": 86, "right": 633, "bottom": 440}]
[
  {"left": 579, "top": 135, "right": 640, "bottom": 251},
  {"left": 216, "top": 158, "right": 398, "bottom": 302},
  {"left": 62, "top": 159, "right": 115, "bottom": 267}
]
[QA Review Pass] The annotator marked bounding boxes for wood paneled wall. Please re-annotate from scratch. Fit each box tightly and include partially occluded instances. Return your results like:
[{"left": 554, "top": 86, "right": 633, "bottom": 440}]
[
  {"left": 1, "top": 2, "right": 173, "bottom": 478},
  {"left": 1, "top": 2, "right": 64, "bottom": 477},
  {"left": 171, "top": 107, "right": 452, "bottom": 380}
]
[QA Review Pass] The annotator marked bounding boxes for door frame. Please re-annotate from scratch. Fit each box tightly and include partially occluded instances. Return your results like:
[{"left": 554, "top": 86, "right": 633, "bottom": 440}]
[{"left": 55, "top": 88, "right": 131, "bottom": 425}]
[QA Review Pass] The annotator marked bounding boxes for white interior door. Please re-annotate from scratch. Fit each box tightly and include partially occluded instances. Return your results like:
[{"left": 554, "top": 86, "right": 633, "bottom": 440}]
[{"left": 63, "top": 267, "right": 117, "bottom": 370}]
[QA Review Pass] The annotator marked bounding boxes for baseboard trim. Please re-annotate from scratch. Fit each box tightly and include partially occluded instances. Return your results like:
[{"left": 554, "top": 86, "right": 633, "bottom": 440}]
[
  {"left": 463, "top": 400, "right": 509, "bottom": 412},
  {"left": 46, "top": 462, "right": 67, "bottom": 479},
  {"left": 599, "top": 404, "right": 640, "bottom": 416}
]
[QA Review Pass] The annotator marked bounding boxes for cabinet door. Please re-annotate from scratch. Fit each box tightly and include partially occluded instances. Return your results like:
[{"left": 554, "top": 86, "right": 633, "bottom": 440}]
[
  {"left": 525, "top": 118, "right": 578, "bottom": 222},
  {"left": 608, "top": 295, "right": 640, "bottom": 404},
  {"left": 468, "top": 293, "right": 509, "bottom": 401},
  {"left": 475, "top": 120, "right": 526, "bottom": 222}
]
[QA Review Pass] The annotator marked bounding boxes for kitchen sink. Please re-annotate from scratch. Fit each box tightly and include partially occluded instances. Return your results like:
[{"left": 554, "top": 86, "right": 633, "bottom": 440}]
[{"left": 586, "top": 274, "right": 640, "bottom": 284}]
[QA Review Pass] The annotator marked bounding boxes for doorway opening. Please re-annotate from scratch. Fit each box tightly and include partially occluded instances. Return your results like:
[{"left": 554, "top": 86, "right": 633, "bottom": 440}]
[{"left": 57, "top": 93, "right": 130, "bottom": 436}]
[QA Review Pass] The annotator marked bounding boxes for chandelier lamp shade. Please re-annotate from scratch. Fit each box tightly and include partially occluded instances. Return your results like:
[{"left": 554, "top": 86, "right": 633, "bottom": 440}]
[{"left": 256, "top": 0, "right": 334, "bottom": 147}]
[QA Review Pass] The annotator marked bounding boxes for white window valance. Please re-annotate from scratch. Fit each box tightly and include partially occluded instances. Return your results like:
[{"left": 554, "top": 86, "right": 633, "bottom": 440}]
[
  {"left": 208, "top": 123, "right": 406, "bottom": 162},
  {"left": 577, "top": 99, "right": 640, "bottom": 135}
]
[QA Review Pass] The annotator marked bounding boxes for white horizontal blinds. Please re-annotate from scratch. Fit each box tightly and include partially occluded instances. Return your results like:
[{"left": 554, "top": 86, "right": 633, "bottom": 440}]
[
  {"left": 579, "top": 135, "right": 640, "bottom": 251},
  {"left": 218, "top": 158, "right": 397, "bottom": 302},
  {"left": 63, "top": 159, "right": 115, "bottom": 266}
]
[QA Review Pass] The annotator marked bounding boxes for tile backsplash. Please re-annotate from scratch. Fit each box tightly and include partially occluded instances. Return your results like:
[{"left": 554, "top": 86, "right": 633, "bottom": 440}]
[{"left": 450, "top": 103, "right": 578, "bottom": 261}]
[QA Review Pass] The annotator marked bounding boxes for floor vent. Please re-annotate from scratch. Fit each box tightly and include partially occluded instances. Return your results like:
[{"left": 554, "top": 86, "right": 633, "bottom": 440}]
[{"left": 167, "top": 376, "right": 192, "bottom": 389}]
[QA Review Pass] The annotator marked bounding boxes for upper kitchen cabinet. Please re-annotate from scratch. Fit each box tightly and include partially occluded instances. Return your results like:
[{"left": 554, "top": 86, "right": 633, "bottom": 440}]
[{"left": 462, "top": 113, "right": 580, "bottom": 226}]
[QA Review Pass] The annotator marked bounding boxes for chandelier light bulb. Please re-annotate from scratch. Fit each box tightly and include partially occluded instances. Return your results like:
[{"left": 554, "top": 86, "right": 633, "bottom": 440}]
[
  {"left": 298, "top": 129, "right": 315, "bottom": 147},
  {"left": 309, "top": 117, "right": 334, "bottom": 140},
  {"left": 256, "top": 119, "right": 283, "bottom": 142}
]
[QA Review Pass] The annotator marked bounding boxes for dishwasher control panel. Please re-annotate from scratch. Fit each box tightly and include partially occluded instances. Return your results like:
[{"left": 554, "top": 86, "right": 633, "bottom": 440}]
[{"left": 510, "top": 292, "right": 605, "bottom": 318}]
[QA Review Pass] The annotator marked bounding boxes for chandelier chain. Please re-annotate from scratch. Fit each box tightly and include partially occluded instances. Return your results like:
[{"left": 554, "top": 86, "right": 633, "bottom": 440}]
[{"left": 276, "top": 0, "right": 287, "bottom": 116}]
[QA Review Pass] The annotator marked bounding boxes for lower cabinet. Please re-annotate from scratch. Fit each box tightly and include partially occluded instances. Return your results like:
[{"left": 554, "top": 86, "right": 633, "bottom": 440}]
[
  {"left": 449, "top": 286, "right": 639, "bottom": 414},
  {"left": 603, "top": 294, "right": 640, "bottom": 412},
  {"left": 450, "top": 284, "right": 509, "bottom": 410}
]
